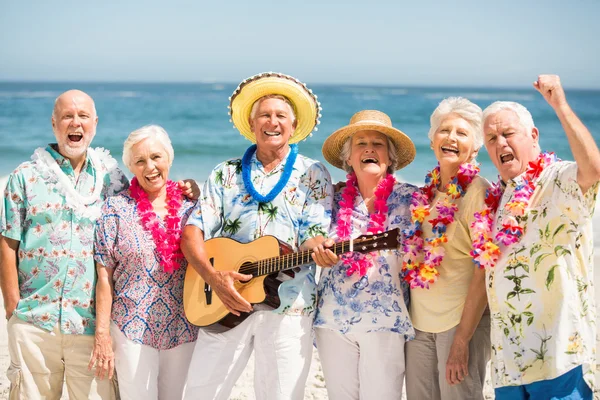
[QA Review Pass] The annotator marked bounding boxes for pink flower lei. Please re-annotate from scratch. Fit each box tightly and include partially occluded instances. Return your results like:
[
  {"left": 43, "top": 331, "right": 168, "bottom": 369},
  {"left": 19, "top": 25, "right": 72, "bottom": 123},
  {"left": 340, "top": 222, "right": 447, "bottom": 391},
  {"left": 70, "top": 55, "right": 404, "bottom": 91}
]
[
  {"left": 470, "top": 152, "right": 559, "bottom": 269},
  {"left": 402, "top": 163, "right": 479, "bottom": 289},
  {"left": 129, "top": 177, "right": 185, "bottom": 273},
  {"left": 337, "top": 172, "right": 396, "bottom": 277}
]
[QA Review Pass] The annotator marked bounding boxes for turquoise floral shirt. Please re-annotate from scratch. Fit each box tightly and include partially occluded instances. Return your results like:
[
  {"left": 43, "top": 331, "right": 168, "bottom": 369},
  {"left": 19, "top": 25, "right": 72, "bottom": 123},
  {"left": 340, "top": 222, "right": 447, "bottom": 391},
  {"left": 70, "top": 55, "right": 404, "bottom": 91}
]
[
  {"left": 187, "top": 149, "right": 333, "bottom": 316},
  {"left": 314, "top": 181, "right": 416, "bottom": 339},
  {"left": 0, "top": 144, "right": 128, "bottom": 335}
]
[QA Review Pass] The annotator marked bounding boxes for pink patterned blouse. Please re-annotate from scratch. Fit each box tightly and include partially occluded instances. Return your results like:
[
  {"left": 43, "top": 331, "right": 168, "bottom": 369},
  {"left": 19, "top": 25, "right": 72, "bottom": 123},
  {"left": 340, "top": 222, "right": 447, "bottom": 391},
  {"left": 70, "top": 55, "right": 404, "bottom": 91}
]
[{"left": 94, "top": 192, "right": 199, "bottom": 350}]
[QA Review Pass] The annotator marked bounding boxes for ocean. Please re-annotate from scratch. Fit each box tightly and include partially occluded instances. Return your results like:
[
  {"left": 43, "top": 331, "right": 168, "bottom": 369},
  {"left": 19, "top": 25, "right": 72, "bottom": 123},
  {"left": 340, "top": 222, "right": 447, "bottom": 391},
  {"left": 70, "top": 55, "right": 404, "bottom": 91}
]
[{"left": 1, "top": 81, "right": 600, "bottom": 185}]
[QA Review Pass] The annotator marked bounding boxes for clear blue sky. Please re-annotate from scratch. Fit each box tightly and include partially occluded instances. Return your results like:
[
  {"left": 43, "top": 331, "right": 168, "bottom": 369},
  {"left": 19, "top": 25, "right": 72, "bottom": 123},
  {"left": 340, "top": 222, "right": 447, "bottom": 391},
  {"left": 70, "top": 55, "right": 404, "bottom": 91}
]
[{"left": 1, "top": 0, "right": 598, "bottom": 88}]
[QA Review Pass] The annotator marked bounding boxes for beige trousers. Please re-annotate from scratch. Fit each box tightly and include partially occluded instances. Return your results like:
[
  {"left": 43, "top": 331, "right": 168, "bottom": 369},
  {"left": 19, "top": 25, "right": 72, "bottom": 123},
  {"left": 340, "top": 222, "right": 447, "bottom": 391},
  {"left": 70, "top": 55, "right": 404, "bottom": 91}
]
[
  {"left": 405, "top": 314, "right": 491, "bottom": 400},
  {"left": 315, "top": 328, "right": 406, "bottom": 400},
  {"left": 7, "top": 316, "right": 118, "bottom": 400}
]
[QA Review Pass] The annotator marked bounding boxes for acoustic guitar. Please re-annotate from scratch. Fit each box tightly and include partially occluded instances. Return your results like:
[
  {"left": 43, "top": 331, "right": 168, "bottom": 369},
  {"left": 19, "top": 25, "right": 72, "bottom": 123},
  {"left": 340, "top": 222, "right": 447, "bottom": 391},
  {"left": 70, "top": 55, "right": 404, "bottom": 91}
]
[{"left": 183, "top": 228, "right": 401, "bottom": 329}]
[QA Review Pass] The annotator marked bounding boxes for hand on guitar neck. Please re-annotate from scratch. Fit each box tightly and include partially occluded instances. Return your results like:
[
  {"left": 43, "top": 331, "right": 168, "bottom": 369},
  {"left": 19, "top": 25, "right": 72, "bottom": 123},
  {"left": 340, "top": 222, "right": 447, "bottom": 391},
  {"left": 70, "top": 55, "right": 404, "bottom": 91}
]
[{"left": 309, "top": 237, "right": 339, "bottom": 267}]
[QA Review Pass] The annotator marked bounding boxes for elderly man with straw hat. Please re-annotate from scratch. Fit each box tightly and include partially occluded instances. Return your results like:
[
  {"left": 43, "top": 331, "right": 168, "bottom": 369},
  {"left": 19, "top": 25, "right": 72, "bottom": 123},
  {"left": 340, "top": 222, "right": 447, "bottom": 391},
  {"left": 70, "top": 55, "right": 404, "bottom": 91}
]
[
  {"left": 313, "top": 110, "right": 417, "bottom": 399},
  {"left": 181, "top": 72, "right": 335, "bottom": 400}
]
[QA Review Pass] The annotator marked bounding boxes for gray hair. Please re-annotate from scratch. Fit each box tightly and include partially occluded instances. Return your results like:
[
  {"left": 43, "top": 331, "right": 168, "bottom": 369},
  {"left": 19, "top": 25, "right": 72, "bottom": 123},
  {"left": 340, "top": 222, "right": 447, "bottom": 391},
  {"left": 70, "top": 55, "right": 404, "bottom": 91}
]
[
  {"left": 428, "top": 97, "right": 483, "bottom": 150},
  {"left": 122, "top": 125, "right": 175, "bottom": 169},
  {"left": 249, "top": 94, "right": 296, "bottom": 123},
  {"left": 482, "top": 101, "right": 535, "bottom": 134},
  {"left": 339, "top": 134, "right": 399, "bottom": 173}
]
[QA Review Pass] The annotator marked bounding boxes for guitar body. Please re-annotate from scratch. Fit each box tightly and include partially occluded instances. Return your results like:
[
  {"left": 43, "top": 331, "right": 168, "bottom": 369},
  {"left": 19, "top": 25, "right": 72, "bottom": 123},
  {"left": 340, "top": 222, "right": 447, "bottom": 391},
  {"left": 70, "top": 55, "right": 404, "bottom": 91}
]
[{"left": 183, "top": 236, "right": 292, "bottom": 328}]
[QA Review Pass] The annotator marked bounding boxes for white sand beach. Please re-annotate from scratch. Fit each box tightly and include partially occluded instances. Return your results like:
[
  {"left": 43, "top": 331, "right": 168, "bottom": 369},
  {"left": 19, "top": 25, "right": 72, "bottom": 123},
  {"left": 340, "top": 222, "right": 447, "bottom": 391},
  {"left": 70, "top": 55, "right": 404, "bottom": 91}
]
[{"left": 0, "top": 198, "right": 598, "bottom": 399}]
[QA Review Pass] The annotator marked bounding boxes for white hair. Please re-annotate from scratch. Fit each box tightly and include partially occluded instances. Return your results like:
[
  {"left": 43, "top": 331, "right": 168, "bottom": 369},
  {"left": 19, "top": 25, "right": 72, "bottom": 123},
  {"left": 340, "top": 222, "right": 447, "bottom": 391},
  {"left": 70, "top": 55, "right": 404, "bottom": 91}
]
[
  {"left": 122, "top": 125, "right": 175, "bottom": 169},
  {"left": 482, "top": 101, "right": 535, "bottom": 134},
  {"left": 249, "top": 94, "right": 296, "bottom": 123},
  {"left": 428, "top": 97, "right": 483, "bottom": 150},
  {"left": 339, "top": 134, "right": 399, "bottom": 173}
]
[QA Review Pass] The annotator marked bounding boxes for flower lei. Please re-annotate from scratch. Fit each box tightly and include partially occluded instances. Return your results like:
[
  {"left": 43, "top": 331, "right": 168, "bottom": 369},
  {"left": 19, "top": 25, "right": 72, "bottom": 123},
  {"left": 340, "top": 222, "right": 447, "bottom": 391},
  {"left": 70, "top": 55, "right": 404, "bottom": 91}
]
[
  {"left": 129, "top": 177, "right": 184, "bottom": 273},
  {"left": 402, "top": 163, "right": 479, "bottom": 289},
  {"left": 470, "top": 152, "right": 559, "bottom": 268},
  {"left": 337, "top": 172, "right": 396, "bottom": 277},
  {"left": 31, "top": 146, "right": 119, "bottom": 220},
  {"left": 242, "top": 144, "right": 298, "bottom": 203}
]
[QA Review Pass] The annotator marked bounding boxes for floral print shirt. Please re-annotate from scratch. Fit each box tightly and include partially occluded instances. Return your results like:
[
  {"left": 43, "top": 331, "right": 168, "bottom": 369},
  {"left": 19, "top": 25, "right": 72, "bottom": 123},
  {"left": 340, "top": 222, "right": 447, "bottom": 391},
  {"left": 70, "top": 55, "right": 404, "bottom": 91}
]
[
  {"left": 0, "top": 145, "right": 128, "bottom": 334},
  {"left": 487, "top": 161, "right": 598, "bottom": 392},
  {"left": 94, "top": 193, "right": 199, "bottom": 350},
  {"left": 187, "top": 150, "right": 333, "bottom": 316},
  {"left": 314, "top": 181, "right": 416, "bottom": 339}
]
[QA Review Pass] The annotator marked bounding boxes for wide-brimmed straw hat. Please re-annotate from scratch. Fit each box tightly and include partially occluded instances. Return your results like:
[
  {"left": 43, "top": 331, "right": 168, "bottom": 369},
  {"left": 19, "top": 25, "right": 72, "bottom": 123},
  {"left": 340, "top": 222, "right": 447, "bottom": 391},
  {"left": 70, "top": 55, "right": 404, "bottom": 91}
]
[
  {"left": 228, "top": 72, "right": 321, "bottom": 144},
  {"left": 322, "top": 110, "right": 416, "bottom": 170}
]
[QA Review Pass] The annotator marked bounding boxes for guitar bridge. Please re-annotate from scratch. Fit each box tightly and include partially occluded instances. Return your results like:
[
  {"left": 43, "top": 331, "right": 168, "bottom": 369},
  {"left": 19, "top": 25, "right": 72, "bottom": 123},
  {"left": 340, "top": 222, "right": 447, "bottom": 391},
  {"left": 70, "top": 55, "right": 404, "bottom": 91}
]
[{"left": 205, "top": 282, "right": 212, "bottom": 305}]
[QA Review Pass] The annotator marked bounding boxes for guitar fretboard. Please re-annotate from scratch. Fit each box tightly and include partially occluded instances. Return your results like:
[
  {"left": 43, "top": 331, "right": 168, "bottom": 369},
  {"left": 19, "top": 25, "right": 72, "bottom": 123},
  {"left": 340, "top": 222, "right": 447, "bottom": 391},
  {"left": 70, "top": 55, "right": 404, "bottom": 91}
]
[{"left": 238, "top": 228, "right": 399, "bottom": 277}]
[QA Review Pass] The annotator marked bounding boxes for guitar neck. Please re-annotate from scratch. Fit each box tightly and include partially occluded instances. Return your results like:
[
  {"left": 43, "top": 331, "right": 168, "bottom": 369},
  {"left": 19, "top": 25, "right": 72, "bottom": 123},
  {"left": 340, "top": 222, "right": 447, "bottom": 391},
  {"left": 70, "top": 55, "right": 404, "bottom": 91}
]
[{"left": 246, "top": 229, "right": 398, "bottom": 277}]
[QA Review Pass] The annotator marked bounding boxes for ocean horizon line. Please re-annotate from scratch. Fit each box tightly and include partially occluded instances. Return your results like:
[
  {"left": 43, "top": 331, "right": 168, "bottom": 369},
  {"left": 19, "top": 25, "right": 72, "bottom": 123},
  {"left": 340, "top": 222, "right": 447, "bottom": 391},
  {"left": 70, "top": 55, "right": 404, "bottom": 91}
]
[{"left": 2, "top": 80, "right": 599, "bottom": 92}]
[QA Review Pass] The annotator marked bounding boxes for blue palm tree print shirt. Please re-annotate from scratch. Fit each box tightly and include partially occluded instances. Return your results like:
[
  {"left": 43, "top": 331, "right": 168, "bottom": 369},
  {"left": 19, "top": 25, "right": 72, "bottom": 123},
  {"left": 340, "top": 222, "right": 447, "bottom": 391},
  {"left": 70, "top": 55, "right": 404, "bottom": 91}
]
[{"left": 187, "top": 149, "right": 333, "bottom": 316}]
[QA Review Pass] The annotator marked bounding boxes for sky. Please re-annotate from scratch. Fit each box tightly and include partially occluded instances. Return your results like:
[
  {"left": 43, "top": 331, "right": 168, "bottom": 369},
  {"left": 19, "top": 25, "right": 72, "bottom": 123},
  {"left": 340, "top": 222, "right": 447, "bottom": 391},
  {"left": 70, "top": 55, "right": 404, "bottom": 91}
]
[{"left": 1, "top": 0, "right": 599, "bottom": 88}]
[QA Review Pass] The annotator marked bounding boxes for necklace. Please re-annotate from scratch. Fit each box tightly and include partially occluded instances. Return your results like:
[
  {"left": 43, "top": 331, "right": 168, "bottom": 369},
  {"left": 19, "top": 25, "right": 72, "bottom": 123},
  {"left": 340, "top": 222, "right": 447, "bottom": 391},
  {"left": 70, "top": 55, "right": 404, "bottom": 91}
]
[
  {"left": 32, "top": 147, "right": 105, "bottom": 220},
  {"left": 471, "top": 152, "right": 559, "bottom": 268},
  {"left": 337, "top": 172, "right": 396, "bottom": 277},
  {"left": 129, "top": 177, "right": 184, "bottom": 273},
  {"left": 402, "top": 163, "right": 479, "bottom": 289},
  {"left": 241, "top": 144, "right": 298, "bottom": 203}
]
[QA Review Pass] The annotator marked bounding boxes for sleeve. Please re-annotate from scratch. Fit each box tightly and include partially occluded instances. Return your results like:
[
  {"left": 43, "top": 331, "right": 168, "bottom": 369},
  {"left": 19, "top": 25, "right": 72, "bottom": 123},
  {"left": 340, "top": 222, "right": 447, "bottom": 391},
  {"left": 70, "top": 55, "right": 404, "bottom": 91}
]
[
  {"left": 106, "top": 167, "right": 130, "bottom": 197},
  {"left": 185, "top": 164, "right": 225, "bottom": 239},
  {"left": 94, "top": 197, "right": 120, "bottom": 269},
  {"left": 548, "top": 162, "right": 599, "bottom": 219},
  {"left": 298, "top": 161, "right": 334, "bottom": 245},
  {"left": 0, "top": 170, "right": 26, "bottom": 241}
]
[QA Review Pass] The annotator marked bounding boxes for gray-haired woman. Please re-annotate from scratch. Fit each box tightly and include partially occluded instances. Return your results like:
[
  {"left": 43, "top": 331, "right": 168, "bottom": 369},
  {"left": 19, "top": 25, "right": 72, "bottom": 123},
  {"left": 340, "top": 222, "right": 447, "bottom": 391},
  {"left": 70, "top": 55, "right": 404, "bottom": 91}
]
[
  {"left": 91, "top": 125, "right": 199, "bottom": 400},
  {"left": 404, "top": 97, "right": 491, "bottom": 400}
]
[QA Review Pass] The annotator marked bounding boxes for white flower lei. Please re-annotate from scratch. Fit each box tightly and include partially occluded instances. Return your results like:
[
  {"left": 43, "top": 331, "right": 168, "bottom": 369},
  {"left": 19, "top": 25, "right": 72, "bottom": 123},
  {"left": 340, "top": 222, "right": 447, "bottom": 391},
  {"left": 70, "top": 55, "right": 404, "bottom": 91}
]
[{"left": 31, "top": 146, "right": 120, "bottom": 221}]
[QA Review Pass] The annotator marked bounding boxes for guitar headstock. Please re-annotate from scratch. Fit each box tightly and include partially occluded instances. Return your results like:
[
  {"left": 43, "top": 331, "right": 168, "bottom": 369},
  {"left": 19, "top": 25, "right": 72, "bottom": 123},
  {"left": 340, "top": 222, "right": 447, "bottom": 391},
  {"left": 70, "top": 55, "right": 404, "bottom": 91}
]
[{"left": 352, "top": 228, "right": 401, "bottom": 254}]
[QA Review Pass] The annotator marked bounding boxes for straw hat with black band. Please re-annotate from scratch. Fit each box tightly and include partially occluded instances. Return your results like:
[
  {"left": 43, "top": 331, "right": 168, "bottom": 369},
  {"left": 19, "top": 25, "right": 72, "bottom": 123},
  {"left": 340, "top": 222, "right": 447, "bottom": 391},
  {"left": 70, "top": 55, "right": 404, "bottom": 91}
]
[
  {"left": 322, "top": 110, "right": 416, "bottom": 171},
  {"left": 228, "top": 72, "right": 322, "bottom": 144}
]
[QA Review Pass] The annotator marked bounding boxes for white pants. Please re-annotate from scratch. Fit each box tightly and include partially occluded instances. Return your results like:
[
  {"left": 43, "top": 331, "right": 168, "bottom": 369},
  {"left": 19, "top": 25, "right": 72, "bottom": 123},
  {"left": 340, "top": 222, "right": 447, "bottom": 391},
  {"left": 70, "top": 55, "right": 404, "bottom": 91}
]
[
  {"left": 315, "top": 327, "right": 406, "bottom": 400},
  {"left": 183, "top": 311, "right": 313, "bottom": 400},
  {"left": 111, "top": 322, "right": 195, "bottom": 400}
]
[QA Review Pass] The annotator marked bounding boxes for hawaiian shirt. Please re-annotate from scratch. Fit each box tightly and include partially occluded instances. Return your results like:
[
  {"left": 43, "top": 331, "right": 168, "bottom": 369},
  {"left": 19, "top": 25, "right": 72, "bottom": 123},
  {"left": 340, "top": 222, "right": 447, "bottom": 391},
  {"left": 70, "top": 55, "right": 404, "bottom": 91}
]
[
  {"left": 94, "top": 193, "right": 199, "bottom": 350},
  {"left": 314, "top": 181, "right": 416, "bottom": 339},
  {"left": 187, "top": 149, "right": 333, "bottom": 316},
  {"left": 487, "top": 161, "right": 598, "bottom": 392},
  {"left": 0, "top": 144, "right": 128, "bottom": 334}
]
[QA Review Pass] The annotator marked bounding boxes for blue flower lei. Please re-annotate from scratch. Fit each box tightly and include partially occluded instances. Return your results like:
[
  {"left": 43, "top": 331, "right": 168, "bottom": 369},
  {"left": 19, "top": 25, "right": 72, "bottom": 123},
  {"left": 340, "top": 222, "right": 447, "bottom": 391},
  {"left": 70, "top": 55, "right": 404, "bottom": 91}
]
[{"left": 241, "top": 144, "right": 298, "bottom": 203}]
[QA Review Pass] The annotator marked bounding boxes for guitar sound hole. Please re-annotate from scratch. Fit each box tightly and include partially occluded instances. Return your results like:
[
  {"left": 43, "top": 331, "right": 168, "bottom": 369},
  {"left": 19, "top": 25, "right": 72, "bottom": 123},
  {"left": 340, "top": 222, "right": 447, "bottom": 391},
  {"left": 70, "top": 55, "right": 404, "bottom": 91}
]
[{"left": 238, "top": 262, "right": 254, "bottom": 284}]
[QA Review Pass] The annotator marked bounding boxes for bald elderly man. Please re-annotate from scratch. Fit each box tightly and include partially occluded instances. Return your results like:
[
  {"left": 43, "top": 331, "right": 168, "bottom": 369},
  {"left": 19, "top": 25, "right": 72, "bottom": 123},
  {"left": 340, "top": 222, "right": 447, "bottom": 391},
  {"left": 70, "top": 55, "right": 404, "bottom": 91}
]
[{"left": 0, "top": 90, "right": 197, "bottom": 399}]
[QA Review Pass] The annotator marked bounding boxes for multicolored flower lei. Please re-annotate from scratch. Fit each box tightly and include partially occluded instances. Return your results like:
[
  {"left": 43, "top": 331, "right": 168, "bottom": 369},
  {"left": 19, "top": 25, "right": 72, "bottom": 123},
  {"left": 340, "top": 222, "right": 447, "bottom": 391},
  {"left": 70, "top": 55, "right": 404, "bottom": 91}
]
[
  {"left": 129, "top": 177, "right": 185, "bottom": 273},
  {"left": 470, "top": 151, "right": 559, "bottom": 268},
  {"left": 336, "top": 172, "right": 396, "bottom": 277},
  {"left": 402, "top": 163, "right": 480, "bottom": 289}
]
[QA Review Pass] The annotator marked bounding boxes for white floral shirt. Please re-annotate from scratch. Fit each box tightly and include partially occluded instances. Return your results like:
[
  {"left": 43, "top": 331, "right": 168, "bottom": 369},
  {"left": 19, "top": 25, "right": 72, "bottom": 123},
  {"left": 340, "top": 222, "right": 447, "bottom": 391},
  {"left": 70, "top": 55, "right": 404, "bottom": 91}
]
[
  {"left": 314, "top": 181, "right": 416, "bottom": 338},
  {"left": 487, "top": 161, "right": 598, "bottom": 393}
]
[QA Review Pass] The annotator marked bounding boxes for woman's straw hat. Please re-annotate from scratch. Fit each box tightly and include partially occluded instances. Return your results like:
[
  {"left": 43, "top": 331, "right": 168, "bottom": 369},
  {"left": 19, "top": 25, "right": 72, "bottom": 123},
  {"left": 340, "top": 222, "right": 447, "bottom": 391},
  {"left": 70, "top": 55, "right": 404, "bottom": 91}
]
[
  {"left": 322, "top": 110, "right": 416, "bottom": 170},
  {"left": 228, "top": 72, "right": 321, "bottom": 144}
]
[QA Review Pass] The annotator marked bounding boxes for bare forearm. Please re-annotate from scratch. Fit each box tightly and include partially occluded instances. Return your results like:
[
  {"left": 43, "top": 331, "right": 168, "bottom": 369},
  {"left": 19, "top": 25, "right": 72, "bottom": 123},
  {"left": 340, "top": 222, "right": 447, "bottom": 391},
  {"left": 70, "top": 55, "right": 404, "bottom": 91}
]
[
  {"left": 555, "top": 103, "right": 600, "bottom": 192},
  {"left": 0, "top": 236, "right": 21, "bottom": 314},
  {"left": 453, "top": 268, "right": 487, "bottom": 344},
  {"left": 181, "top": 225, "right": 216, "bottom": 281},
  {"left": 94, "top": 267, "right": 113, "bottom": 335}
]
